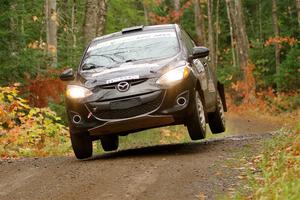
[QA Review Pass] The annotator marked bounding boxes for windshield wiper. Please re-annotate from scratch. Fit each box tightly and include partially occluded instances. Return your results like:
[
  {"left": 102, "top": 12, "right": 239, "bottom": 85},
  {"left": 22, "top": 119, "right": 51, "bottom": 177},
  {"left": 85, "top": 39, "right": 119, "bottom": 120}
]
[
  {"left": 82, "top": 63, "right": 105, "bottom": 71},
  {"left": 84, "top": 54, "right": 121, "bottom": 63},
  {"left": 123, "top": 57, "right": 157, "bottom": 63},
  {"left": 124, "top": 59, "right": 137, "bottom": 63}
]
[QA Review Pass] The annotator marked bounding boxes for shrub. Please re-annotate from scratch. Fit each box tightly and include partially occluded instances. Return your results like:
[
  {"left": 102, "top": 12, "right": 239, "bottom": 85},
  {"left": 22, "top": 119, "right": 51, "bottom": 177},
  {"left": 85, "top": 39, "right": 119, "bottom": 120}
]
[{"left": 0, "top": 85, "right": 70, "bottom": 158}]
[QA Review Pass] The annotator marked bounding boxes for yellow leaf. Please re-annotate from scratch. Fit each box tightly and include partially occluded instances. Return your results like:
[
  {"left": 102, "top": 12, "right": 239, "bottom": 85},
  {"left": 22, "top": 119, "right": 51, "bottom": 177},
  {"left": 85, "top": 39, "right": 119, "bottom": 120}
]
[{"left": 32, "top": 16, "right": 38, "bottom": 22}]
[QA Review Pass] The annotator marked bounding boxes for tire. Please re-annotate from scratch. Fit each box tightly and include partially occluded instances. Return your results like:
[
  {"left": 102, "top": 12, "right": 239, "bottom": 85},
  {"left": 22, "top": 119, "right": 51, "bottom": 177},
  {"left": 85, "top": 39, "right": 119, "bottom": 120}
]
[
  {"left": 70, "top": 132, "right": 93, "bottom": 159},
  {"left": 100, "top": 135, "right": 119, "bottom": 151},
  {"left": 187, "top": 91, "right": 206, "bottom": 140},
  {"left": 208, "top": 92, "right": 226, "bottom": 134}
]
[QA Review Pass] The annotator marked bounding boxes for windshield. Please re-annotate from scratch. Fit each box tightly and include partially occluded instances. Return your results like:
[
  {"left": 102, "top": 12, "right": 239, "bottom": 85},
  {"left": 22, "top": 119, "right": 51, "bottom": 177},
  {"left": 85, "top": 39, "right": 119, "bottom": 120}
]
[{"left": 81, "top": 30, "right": 180, "bottom": 71}]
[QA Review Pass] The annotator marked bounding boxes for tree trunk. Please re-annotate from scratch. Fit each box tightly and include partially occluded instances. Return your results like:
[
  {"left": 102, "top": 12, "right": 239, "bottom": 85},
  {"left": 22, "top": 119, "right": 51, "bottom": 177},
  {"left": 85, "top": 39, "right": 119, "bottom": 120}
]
[
  {"left": 226, "top": 0, "right": 255, "bottom": 102},
  {"left": 10, "top": 3, "right": 17, "bottom": 54},
  {"left": 259, "top": 0, "right": 263, "bottom": 42},
  {"left": 83, "top": 0, "right": 107, "bottom": 45},
  {"left": 194, "top": 0, "right": 206, "bottom": 45},
  {"left": 45, "top": 0, "right": 58, "bottom": 68},
  {"left": 272, "top": 0, "right": 280, "bottom": 88},
  {"left": 225, "top": 0, "right": 237, "bottom": 68},
  {"left": 235, "top": 0, "right": 249, "bottom": 70},
  {"left": 215, "top": 0, "right": 220, "bottom": 67},
  {"left": 96, "top": 0, "right": 108, "bottom": 37},
  {"left": 207, "top": 0, "right": 216, "bottom": 70},
  {"left": 143, "top": 0, "right": 149, "bottom": 25},
  {"left": 174, "top": 0, "right": 180, "bottom": 11},
  {"left": 296, "top": 0, "right": 300, "bottom": 27},
  {"left": 71, "top": 0, "right": 77, "bottom": 48}
]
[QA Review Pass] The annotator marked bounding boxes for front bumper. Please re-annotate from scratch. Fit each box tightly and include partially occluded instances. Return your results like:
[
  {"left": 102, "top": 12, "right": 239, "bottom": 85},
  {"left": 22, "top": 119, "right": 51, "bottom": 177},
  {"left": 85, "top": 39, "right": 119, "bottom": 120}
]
[
  {"left": 88, "top": 115, "right": 174, "bottom": 136},
  {"left": 66, "top": 76, "right": 196, "bottom": 136}
]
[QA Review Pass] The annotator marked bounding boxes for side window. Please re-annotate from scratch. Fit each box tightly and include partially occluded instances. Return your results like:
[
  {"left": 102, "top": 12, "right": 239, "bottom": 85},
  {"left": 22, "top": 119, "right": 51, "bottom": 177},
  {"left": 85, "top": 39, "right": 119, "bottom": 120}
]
[
  {"left": 181, "top": 31, "right": 194, "bottom": 54},
  {"left": 182, "top": 31, "right": 195, "bottom": 53}
]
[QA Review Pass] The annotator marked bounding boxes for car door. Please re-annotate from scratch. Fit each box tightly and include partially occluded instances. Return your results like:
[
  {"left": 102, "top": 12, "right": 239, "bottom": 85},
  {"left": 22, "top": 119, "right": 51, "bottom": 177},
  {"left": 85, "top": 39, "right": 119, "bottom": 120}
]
[
  {"left": 180, "top": 30, "right": 213, "bottom": 110},
  {"left": 199, "top": 57, "right": 217, "bottom": 111}
]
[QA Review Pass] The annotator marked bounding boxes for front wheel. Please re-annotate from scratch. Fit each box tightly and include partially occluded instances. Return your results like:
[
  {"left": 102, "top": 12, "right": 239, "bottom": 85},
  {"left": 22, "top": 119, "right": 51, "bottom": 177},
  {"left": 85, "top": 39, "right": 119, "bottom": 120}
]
[
  {"left": 208, "top": 92, "right": 226, "bottom": 134},
  {"left": 70, "top": 132, "right": 93, "bottom": 159},
  {"left": 187, "top": 91, "right": 206, "bottom": 140}
]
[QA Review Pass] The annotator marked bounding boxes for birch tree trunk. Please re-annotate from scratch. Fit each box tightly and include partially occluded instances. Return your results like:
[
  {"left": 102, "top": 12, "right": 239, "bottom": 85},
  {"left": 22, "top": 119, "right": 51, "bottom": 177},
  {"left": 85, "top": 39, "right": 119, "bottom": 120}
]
[
  {"left": 235, "top": 0, "right": 249, "bottom": 69},
  {"left": 225, "top": 0, "right": 237, "bottom": 68},
  {"left": 45, "top": 0, "right": 58, "bottom": 68},
  {"left": 71, "top": 0, "right": 77, "bottom": 48},
  {"left": 215, "top": 0, "right": 220, "bottom": 67},
  {"left": 226, "top": 0, "right": 249, "bottom": 70},
  {"left": 225, "top": 0, "right": 256, "bottom": 102},
  {"left": 296, "top": 0, "right": 300, "bottom": 27},
  {"left": 194, "top": 0, "right": 207, "bottom": 45},
  {"left": 143, "top": 0, "right": 149, "bottom": 25},
  {"left": 207, "top": 0, "right": 216, "bottom": 70},
  {"left": 259, "top": 0, "right": 263, "bottom": 42},
  {"left": 174, "top": 0, "right": 180, "bottom": 11},
  {"left": 96, "top": 0, "right": 108, "bottom": 37},
  {"left": 272, "top": 0, "right": 280, "bottom": 86},
  {"left": 83, "top": 0, "right": 107, "bottom": 45},
  {"left": 10, "top": 3, "right": 17, "bottom": 54}
]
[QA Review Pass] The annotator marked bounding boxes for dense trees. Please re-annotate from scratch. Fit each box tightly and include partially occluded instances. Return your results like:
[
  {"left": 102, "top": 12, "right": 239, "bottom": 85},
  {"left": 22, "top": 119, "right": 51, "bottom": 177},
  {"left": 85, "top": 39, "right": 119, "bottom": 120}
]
[{"left": 0, "top": 0, "right": 298, "bottom": 93}]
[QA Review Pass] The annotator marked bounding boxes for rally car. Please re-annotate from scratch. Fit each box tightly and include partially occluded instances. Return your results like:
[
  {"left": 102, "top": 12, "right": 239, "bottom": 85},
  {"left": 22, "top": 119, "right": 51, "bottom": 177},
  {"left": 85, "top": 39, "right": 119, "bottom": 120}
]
[{"left": 60, "top": 24, "right": 227, "bottom": 159}]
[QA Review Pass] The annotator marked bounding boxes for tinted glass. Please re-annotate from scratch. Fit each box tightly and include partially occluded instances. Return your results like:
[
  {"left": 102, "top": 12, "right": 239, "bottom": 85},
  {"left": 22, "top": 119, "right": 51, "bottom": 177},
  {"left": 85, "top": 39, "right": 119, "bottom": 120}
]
[
  {"left": 181, "top": 31, "right": 194, "bottom": 53},
  {"left": 81, "top": 30, "right": 179, "bottom": 71}
]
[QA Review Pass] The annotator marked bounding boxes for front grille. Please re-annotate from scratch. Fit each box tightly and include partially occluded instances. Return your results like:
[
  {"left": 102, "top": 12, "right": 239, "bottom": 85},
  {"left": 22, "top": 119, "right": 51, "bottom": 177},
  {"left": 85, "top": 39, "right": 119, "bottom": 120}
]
[
  {"left": 96, "top": 78, "right": 148, "bottom": 90},
  {"left": 90, "top": 92, "right": 164, "bottom": 120}
]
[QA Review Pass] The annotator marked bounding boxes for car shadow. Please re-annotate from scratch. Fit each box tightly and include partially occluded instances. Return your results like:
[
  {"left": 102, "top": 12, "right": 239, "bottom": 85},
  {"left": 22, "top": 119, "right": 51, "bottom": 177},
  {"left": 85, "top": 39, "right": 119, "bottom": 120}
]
[{"left": 86, "top": 137, "right": 230, "bottom": 161}]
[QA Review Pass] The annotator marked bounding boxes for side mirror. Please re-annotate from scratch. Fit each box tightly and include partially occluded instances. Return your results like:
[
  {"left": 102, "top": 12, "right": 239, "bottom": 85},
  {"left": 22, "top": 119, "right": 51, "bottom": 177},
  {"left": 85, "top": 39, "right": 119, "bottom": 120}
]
[
  {"left": 59, "top": 68, "right": 75, "bottom": 81},
  {"left": 191, "top": 46, "right": 210, "bottom": 59}
]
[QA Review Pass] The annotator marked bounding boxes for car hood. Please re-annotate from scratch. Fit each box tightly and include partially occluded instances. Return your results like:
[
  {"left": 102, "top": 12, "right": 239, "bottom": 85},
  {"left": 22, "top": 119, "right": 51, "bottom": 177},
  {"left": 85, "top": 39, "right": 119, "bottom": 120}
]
[{"left": 79, "top": 55, "right": 187, "bottom": 88}]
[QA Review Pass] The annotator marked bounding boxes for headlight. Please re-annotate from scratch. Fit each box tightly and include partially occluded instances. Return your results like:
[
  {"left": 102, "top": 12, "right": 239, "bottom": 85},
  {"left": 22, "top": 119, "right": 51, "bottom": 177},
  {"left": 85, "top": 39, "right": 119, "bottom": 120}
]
[
  {"left": 66, "top": 85, "right": 93, "bottom": 99},
  {"left": 156, "top": 66, "right": 190, "bottom": 85}
]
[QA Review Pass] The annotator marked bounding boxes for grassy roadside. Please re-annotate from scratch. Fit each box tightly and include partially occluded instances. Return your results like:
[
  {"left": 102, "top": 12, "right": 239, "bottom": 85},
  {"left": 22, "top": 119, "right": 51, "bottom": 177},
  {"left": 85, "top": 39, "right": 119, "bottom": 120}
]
[{"left": 228, "top": 124, "right": 300, "bottom": 200}]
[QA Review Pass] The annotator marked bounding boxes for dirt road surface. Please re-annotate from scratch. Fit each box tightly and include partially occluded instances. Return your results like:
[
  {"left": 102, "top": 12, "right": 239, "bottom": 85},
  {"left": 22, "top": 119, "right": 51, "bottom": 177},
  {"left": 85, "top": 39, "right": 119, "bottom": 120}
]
[{"left": 0, "top": 113, "right": 282, "bottom": 200}]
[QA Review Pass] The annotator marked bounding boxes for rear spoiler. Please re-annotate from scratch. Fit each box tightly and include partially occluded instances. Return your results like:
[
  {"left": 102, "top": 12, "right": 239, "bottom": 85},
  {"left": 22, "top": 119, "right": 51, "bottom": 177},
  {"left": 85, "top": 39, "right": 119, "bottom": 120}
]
[{"left": 122, "top": 25, "right": 144, "bottom": 34}]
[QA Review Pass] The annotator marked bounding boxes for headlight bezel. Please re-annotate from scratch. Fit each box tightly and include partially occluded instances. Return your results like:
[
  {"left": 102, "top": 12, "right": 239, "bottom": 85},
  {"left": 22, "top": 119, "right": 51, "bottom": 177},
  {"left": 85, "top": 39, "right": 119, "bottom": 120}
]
[
  {"left": 66, "top": 85, "right": 93, "bottom": 99},
  {"left": 156, "top": 66, "right": 190, "bottom": 86}
]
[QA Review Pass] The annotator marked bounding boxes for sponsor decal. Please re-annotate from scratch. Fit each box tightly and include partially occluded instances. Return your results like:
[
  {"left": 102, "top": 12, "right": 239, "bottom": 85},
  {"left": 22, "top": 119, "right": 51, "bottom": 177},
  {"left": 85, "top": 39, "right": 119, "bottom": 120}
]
[
  {"left": 106, "top": 75, "right": 139, "bottom": 84},
  {"left": 88, "top": 32, "right": 177, "bottom": 52},
  {"left": 91, "top": 63, "right": 158, "bottom": 77}
]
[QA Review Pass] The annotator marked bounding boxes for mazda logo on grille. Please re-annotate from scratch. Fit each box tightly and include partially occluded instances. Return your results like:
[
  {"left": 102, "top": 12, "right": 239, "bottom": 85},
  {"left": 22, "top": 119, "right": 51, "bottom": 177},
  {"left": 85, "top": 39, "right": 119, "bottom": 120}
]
[{"left": 117, "top": 81, "right": 130, "bottom": 92}]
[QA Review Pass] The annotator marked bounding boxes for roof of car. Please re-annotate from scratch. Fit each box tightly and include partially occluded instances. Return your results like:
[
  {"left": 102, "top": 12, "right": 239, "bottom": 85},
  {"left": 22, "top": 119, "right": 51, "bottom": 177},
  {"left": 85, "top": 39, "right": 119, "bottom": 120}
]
[{"left": 92, "top": 24, "right": 179, "bottom": 43}]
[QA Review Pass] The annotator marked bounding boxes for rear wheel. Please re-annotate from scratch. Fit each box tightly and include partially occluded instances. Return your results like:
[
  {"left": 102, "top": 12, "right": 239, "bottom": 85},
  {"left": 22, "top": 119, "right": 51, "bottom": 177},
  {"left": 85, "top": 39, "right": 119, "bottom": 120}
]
[
  {"left": 100, "top": 135, "right": 119, "bottom": 151},
  {"left": 208, "top": 92, "right": 226, "bottom": 134},
  {"left": 187, "top": 91, "right": 206, "bottom": 140},
  {"left": 70, "top": 132, "right": 93, "bottom": 159}
]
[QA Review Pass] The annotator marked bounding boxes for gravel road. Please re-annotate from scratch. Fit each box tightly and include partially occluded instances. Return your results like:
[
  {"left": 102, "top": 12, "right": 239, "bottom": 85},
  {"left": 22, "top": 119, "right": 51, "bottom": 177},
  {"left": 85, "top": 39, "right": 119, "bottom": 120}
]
[{"left": 0, "top": 114, "right": 281, "bottom": 200}]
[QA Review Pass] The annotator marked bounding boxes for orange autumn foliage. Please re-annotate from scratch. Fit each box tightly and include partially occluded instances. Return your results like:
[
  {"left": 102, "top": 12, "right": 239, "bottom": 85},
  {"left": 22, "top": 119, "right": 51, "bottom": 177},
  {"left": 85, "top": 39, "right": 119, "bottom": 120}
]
[
  {"left": 24, "top": 69, "right": 66, "bottom": 107},
  {"left": 149, "top": 0, "right": 193, "bottom": 24},
  {"left": 264, "top": 36, "right": 298, "bottom": 47}
]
